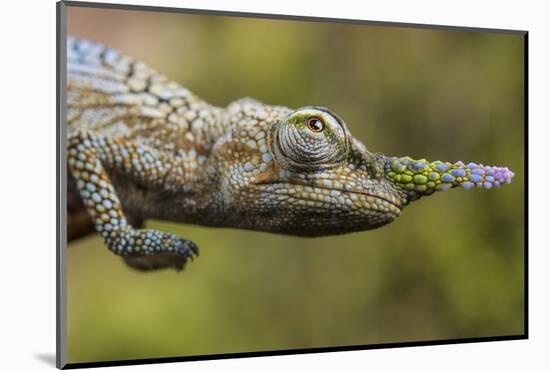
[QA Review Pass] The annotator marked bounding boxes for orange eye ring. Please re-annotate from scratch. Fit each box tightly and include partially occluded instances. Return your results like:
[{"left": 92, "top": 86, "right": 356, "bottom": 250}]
[{"left": 306, "top": 117, "right": 324, "bottom": 132}]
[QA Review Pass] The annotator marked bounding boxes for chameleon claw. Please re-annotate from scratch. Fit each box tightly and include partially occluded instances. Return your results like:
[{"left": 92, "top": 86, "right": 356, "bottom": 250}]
[{"left": 174, "top": 239, "right": 199, "bottom": 261}]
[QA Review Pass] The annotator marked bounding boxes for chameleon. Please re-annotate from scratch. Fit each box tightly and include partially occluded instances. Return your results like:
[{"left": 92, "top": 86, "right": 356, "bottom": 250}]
[{"left": 66, "top": 37, "right": 514, "bottom": 272}]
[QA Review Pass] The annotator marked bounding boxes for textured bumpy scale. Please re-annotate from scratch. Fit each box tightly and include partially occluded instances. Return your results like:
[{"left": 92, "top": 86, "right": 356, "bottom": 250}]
[{"left": 66, "top": 37, "right": 514, "bottom": 272}]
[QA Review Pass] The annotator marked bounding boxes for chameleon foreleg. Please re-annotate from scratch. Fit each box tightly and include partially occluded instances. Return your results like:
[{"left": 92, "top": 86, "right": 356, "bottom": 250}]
[
  {"left": 67, "top": 172, "right": 96, "bottom": 241},
  {"left": 67, "top": 130, "right": 198, "bottom": 271}
]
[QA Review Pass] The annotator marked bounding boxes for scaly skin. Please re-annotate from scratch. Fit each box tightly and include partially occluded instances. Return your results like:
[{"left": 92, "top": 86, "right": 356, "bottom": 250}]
[{"left": 66, "top": 37, "right": 514, "bottom": 271}]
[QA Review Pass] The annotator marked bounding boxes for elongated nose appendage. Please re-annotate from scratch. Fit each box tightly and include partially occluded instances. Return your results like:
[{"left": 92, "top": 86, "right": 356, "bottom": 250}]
[{"left": 385, "top": 156, "right": 514, "bottom": 201}]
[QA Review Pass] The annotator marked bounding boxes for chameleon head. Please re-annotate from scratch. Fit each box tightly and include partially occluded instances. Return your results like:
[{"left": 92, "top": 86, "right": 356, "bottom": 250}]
[{"left": 219, "top": 103, "right": 514, "bottom": 236}]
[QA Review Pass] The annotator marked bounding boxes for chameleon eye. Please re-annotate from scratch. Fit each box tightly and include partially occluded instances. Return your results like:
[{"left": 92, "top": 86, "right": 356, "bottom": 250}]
[
  {"left": 306, "top": 117, "right": 324, "bottom": 132},
  {"left": 274, "top": 108, "right": 349, "bottom": 168}
]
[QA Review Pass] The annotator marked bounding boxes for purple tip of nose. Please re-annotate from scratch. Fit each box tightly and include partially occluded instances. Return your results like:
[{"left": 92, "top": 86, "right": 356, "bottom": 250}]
[
  {"left": 465, "top": 164, "right": 514, "bottom": 189},
  {"left": 490, "top": 166, "right": 514, "bottom": 183}
]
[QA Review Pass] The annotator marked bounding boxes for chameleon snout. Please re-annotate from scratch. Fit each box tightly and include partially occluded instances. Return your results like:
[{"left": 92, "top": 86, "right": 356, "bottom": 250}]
[{"left": 385, "top": 156, "right": 514, "bottom": 201}]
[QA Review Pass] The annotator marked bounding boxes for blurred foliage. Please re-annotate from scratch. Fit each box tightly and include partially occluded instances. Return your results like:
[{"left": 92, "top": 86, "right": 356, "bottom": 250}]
[{"left": 66, "top": 6, "right": 525, "bottom": 364}]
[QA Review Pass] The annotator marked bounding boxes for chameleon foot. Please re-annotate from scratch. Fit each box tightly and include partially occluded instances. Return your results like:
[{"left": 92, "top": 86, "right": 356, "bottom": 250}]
[{"left": 112, "top": 229, "right": 199, "bottom": 271}]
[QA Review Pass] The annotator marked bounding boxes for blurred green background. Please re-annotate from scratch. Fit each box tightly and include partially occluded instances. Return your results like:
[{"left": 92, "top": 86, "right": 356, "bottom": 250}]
[{"left": 66, "top": 6, "right": 525, "bottom": 364}]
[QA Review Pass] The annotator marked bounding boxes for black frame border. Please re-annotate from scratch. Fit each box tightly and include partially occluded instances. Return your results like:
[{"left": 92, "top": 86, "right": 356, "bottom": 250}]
[{"left": 56, "top": 1, "right": 529, "bottom": 369}]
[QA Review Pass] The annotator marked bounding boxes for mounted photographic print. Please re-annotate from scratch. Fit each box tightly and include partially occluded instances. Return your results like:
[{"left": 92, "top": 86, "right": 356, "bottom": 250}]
[{"left": 56, "top": 1, "right": 527, "bottom": 368}]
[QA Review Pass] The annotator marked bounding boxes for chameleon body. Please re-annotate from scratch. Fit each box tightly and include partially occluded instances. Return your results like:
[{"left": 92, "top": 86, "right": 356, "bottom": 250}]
[{"left": 66, "top": 37, "right": 514, "bottom": 271}]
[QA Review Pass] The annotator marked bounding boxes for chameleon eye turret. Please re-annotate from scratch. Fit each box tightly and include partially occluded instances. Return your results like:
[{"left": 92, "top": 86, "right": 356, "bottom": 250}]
[
  {"left": 273, "top": 107, "right": 348, "bottom": 169},
  {"left": 67, "top": 37, "right": 515, "bottom": 271}
]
